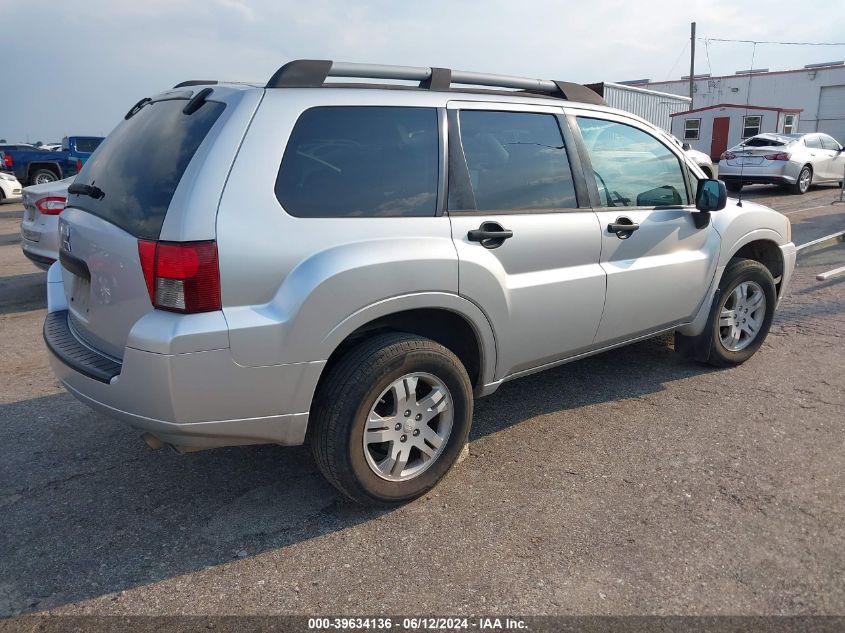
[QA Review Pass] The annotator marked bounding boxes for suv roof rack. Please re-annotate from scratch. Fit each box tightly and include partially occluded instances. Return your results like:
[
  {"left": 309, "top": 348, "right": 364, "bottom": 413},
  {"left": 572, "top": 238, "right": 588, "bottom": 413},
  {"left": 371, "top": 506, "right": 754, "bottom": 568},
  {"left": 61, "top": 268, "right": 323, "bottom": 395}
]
[{"left": 265, "top": 59, "right": 606, "bottom": 106}]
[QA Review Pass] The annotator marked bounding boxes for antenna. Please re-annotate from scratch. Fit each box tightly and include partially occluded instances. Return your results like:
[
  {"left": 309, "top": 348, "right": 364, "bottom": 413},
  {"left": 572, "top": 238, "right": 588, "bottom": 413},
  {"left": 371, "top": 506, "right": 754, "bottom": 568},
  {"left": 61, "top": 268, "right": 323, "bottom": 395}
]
[{"left": 736, "top": 42, "right": 757, "bottom": 208}]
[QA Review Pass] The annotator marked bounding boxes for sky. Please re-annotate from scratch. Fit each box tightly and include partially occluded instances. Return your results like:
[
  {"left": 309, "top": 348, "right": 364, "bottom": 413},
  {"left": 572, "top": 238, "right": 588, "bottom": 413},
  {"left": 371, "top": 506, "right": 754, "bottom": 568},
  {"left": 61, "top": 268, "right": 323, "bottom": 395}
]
[{"left": 2, "top": 0, "right": 845, "bottom": 143}]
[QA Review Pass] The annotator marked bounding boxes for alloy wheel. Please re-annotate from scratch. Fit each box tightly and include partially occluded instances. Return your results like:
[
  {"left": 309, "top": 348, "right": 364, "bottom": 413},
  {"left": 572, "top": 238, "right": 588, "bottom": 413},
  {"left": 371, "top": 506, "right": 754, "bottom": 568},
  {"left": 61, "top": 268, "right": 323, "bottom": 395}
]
[
  {"left": 719, "top": 281, "right": 767, "bottom": 352},
  {"left": 363, "top": 372, "right": 453, "bottom": 482}
]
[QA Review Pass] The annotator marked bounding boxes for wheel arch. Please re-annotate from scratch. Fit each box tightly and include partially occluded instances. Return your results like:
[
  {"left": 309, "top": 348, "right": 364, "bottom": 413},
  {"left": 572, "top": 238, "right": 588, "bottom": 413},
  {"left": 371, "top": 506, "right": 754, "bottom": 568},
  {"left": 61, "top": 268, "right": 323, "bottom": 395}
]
[
  {"left": 729, "top": 237, "right": 785, "bottom": 290},
  {"left": 316, "top": 297, "right": 497, "bottom": 400},
  {"left": 27, "top": 162, "right": 62, "bottom": 181}
]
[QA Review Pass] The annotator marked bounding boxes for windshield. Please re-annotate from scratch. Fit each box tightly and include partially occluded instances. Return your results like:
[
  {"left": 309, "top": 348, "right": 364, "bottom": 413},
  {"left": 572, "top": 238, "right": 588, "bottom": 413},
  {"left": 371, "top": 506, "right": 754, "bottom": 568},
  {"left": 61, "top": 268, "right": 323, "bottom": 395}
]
[{"left": 68, "top": 97, "right": 225, "bottom": 239}]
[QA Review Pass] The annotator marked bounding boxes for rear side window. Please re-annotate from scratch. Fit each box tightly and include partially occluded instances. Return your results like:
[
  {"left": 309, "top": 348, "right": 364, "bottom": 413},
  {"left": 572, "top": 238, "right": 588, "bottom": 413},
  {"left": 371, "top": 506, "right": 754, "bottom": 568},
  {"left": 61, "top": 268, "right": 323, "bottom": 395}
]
[
  {"left": 577, "top": 117, "right": 688, "bottom": 207},
  {"left": 74, "top": 137, "right": 103, "bottom": 153},
  {"left": 69, "top": 98, "right": 225, "bottom": 240},
  {"left": 455, "top": 111, "right": 577, "bottom": 211},
  {"left": 276, "top": 107, "right": 439, "bottom": 218},
  {"left": 804, "top": 135, "right": 823, "bottom": 149}
]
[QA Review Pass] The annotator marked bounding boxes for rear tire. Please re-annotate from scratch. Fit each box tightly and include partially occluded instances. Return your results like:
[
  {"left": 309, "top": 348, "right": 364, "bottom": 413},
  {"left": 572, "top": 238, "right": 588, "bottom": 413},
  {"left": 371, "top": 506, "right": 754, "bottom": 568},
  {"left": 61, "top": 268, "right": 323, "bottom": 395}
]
[
  {"left": 726, "top": 181, "right": 742, "bottom": 193},
  {"left": 310, "top": 333, "right": 473, "bottom": 506},
  {"left": 29, "top": 169, "right": 57, "bottom": 186},
  {"left": 790, "top": 165, "right": 812, "bottom": 195}
]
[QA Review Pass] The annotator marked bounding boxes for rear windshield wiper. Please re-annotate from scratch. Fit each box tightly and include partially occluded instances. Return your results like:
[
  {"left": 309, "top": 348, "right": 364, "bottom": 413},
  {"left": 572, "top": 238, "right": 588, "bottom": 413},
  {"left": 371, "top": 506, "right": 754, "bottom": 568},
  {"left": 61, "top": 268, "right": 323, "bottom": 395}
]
[
  {"left": 68, "top": 183, "right": 105, "bottom": 200},
  {"left": 125, "top": 97, "right": 151, "bottom": 120}
]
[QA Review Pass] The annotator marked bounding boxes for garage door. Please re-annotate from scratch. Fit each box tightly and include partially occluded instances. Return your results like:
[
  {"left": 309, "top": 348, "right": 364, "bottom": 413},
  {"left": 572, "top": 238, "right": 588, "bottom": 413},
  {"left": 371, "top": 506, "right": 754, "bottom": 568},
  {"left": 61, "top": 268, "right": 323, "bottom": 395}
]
[{"left": 818, "top": 85, "right": 845, "bottom": 143}]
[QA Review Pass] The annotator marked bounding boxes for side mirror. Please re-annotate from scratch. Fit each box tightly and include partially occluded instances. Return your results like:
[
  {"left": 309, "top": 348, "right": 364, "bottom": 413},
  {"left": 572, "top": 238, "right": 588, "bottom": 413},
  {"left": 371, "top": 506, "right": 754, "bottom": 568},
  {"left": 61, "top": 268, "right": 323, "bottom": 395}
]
[
  {"left": 682, "top": 142, "right": 691, "bottom": 151},
  {"left": 695, "top": 179, "right": 727, "bottom": 212}
]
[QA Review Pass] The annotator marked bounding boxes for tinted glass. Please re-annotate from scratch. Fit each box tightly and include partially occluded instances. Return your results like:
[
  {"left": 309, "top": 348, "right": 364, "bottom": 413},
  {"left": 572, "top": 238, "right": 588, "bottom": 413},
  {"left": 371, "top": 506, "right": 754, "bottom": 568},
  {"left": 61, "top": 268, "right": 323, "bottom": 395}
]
[
  {"left": 577, "top": 117, "right": 688, "bottom": 207},
  {"left": 745, "top": 137, "right": 784, "bottom": 147},
  {"left": 804, "top": 135, "right": 823, "bottom": 149},
  {"left": 68, "top": 98, "right": 225, "bottom": 240},
  {"left": 819, "top": 134, "right": 841, "bottom": 150},
  {"left": 276, "top": 107, "right": 438, "bottom": 218},
  {"left": 455, "top": 111, "right": 576, "bottom": 211},
  {"left": 75, "top": 137, "right": 103, "bottom": 153}
]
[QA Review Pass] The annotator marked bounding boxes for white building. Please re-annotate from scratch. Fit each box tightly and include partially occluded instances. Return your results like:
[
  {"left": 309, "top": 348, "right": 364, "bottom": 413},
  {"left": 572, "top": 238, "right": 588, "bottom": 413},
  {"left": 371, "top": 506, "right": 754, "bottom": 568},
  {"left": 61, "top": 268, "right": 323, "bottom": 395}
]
[
  {"left": 586, "top": 82, "right": 690, "bottom": 132},
  {"left": 627, "top": 61, "right": 845, "bottom": 150},
  {"left": 669, "top": 103, "right": 802, "bottom": 159}
]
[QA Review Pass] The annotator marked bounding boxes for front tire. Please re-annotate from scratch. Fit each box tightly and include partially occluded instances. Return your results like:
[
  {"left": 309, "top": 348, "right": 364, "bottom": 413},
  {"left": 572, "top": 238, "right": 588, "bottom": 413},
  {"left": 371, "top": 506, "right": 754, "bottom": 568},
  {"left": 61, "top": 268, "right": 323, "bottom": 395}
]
[
  {"left": 702, "top": 259, "right": 776, "bottom": 367},
  {"left": 791, "top": 165, "right": 812, "bottom": 195},
  {"left": 310, "top": 333, "right": 473, "bottom": 506}
]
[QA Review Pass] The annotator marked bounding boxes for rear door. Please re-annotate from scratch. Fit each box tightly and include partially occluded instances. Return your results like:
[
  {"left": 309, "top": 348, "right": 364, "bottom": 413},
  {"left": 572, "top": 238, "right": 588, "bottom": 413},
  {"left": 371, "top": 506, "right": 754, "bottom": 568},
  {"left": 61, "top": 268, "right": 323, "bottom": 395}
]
[
  {"left": 59, "top": 89, "right": 242, "bottom": 358},
  {"left": 570, "top": 111, "right": 720, "bottom": 345},
  {"left": 446, "top": 101, "right": 605, "bottom": 378}
]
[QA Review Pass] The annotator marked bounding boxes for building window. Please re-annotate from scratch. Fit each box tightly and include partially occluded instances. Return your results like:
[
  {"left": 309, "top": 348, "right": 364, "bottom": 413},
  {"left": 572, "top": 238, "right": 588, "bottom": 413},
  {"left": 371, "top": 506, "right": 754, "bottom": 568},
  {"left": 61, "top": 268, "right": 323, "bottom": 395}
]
[
  {"left": 783, "top": 114, "right": 796, "bottom": 134},
  {"left": 684, "top": 118, "right": 701, "bottom": 140},
  {"left": 742, "top": 115, "right": 762, "bottom": 139}
]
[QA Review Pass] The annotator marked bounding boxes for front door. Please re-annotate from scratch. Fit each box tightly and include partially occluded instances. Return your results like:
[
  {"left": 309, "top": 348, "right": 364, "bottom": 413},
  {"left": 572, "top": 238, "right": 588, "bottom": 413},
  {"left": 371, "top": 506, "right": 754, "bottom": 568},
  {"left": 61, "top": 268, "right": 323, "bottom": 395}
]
[
  {"left": 710, "top": 116, "right": 731, "bottom": 161},
  {"left": 572, "top": 113, "right": 720, "bottom": 345},
  {"left": 446, "top": 102, "right": 606, "bottom": 379}
]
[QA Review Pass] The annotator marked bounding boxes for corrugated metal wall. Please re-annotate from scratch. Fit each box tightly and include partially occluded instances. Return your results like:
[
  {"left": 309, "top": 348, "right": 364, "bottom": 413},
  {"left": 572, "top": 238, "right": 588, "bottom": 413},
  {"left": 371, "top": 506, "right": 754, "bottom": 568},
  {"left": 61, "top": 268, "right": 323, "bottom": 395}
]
[{"left": 602, "top": 83, "right": 691, "bottom": 132}]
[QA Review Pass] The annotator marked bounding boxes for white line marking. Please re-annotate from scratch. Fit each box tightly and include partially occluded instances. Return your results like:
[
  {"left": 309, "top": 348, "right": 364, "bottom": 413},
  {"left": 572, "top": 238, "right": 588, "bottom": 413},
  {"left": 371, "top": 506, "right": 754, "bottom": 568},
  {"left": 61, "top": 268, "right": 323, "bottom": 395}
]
[
  {"left": 817, "top": 265, "right": 845, "bottom": 281},
  {"left": 796, "top": 230, "right": 845, "bottom": 252}
]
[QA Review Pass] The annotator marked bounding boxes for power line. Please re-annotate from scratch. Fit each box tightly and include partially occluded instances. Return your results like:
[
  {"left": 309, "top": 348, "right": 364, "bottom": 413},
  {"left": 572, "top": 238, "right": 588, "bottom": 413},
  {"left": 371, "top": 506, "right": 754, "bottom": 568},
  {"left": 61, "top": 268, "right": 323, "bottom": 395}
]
[
  {"left": 698, "top": 37, "right": 845, "bottom": 46},
  {"left": 665, "top": 40, "right": 689, "bottom": 81}
]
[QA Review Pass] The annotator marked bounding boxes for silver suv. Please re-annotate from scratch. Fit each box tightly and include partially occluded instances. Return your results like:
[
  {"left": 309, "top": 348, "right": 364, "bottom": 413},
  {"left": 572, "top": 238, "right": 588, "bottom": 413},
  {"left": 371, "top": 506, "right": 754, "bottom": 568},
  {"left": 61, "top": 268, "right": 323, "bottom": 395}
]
[{"left": 44, "top": 60, "right": 796, "bottom": 505}]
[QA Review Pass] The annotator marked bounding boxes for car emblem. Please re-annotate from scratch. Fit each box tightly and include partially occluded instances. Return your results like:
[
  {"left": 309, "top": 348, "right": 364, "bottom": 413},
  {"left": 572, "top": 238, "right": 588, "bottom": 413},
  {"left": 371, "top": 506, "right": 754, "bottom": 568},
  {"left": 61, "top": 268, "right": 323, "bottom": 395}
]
[{"left": 61, "top": 222, "right": 72, "bottom": 253}]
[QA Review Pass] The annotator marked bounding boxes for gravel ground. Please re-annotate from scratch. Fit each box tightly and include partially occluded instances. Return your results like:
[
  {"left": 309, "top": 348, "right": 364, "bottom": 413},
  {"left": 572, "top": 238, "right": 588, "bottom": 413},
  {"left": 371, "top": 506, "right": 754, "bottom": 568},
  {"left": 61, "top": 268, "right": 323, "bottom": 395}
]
[{"left": 0, "top": 185, "right": 842, "bottom": 617}]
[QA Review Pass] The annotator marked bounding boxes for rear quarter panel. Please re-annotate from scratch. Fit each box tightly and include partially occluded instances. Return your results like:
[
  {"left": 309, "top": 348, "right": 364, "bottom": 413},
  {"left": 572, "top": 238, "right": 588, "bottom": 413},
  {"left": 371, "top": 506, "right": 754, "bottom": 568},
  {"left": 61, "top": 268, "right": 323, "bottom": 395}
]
[{"left": 216, "top": 89, "right": 467, "bottom": 369}]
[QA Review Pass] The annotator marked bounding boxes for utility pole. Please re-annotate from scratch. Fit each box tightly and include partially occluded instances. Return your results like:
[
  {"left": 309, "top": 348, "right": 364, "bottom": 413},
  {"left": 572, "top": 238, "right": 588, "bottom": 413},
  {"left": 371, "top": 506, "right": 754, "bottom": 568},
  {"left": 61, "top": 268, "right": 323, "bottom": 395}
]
[{"left": 689, "top": 21, "right": 696, "bottom": 108}]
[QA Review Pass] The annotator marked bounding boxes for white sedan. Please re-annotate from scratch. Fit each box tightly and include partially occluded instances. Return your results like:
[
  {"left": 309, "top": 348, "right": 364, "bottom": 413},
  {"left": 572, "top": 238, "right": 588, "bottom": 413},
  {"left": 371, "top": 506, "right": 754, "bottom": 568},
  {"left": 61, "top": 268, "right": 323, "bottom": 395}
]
[
  {"left": 719, "top": 132, "right": 845, "bottom": 195},
  {"left": 0, "top": 166, "right": 23, "bottom": 203}
]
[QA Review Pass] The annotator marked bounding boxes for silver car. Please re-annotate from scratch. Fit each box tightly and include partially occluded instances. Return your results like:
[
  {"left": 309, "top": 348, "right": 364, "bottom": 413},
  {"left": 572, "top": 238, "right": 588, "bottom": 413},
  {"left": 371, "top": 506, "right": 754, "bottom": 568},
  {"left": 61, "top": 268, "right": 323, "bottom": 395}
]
[
  {"left": 43, "top": 60, "right": 796, "bottom": 505},
  {"left": 719, "top": 132, "right": 845, "bottom": 194},
  {"left": 20, "top": 177, "right": 72, "bottom": 269}
]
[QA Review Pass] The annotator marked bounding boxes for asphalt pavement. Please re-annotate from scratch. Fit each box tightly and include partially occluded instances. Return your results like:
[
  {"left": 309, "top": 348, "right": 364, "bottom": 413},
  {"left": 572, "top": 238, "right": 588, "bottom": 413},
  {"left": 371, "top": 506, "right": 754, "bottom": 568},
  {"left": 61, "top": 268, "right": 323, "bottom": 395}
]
[{"left": 0, "top": 185, "right": 842, "bottom": 617}]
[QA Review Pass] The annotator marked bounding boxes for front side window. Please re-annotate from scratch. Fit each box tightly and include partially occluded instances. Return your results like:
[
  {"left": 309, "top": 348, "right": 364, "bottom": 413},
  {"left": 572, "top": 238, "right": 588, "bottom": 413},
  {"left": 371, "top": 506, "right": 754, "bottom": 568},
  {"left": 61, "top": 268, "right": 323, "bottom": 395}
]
[
  {"left": 783, "top": 114, "right": 796, "bottom": 134},
  {"left": 276, "top": 106, "right": 439, "bottom": 218},
  {"left": 742, "top": 115, "right": 762, "bottom": 138},
  {"left": 576, "top": 117, "right": 688, "bottom": 207},
  {"left": 454, "top": 110, "right": 577, "bottom": 211},
  {"left": 684, "top": 118, "right": 701, "bottom": 140}
]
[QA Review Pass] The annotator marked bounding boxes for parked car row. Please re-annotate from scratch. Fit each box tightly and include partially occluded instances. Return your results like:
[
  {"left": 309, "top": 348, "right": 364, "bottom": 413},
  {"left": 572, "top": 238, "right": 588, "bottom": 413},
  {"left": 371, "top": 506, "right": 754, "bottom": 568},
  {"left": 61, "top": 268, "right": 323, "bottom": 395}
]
[
  {"left": 0, "top": 136, "right": 103, "bottom": 186},
  {"left": 19, "top": 176, "right": 72, "bottom": 269},
  {"left": 719, "top": 132, "right": 845, "bottom": 195}
]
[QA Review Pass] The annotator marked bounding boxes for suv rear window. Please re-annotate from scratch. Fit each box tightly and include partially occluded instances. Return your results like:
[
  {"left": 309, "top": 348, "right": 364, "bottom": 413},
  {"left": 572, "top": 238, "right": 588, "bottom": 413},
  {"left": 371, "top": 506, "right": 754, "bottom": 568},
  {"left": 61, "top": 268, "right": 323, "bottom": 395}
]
[
  {"left": 68, "top": 98, "right": 225, "bottom": 240},
  {"left": 275, "top": 106, "right": 439, "bottom": 217}
]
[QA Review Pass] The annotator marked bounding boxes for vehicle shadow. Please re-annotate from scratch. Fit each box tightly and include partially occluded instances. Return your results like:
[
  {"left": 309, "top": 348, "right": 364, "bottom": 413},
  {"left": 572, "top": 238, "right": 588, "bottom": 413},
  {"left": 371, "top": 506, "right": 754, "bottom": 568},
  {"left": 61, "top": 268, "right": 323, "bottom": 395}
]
[
  {"left": 0, "top": 335, "right": 714, "bottom": 615},
  {"left": 0, "top": 271, "right": 46, "bottom": 316}
]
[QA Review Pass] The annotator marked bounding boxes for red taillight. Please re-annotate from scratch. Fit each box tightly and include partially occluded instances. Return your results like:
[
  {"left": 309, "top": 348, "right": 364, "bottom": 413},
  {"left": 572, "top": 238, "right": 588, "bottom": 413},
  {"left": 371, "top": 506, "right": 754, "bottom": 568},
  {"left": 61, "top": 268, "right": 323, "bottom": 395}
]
[
  {"left": 2, "top": 154, "right": 11, "bottom": 168},
  {"left": 35, "top": 196, "right": 67, "bottom": 215},
  {"left": 764, "top": 152, "right": 790, "bottom": 161},
  {"left": 137, "top": 240, "right": 221, "bottom": 313},
  {"left": 720, "top": 151, "right": 736, "bottom": 161},
  {"left": 76, "top": 158, "right": 83, "bottom": 171}
]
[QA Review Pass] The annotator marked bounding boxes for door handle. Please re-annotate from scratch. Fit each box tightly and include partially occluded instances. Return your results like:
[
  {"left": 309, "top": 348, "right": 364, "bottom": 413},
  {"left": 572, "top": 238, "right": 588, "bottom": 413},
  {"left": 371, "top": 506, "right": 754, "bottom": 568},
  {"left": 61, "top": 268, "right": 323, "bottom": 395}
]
[
  {"left": 607, "top": 217, "right": 639, "bottom": 239},
  {"left": 468, "top": 221, "right": 513, "bottom": 249}
]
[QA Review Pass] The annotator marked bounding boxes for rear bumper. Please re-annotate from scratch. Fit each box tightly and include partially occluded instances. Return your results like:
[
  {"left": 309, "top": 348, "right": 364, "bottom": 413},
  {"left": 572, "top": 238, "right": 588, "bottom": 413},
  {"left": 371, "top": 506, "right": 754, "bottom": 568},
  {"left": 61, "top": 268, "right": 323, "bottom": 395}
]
[
  {"left": 719, "top": 162, "right": 799, "bottom": 185},
  {"left": 44, "top": 264, "right": 324, "bottom": 449},
  {"left": 22, "top": 249, "right": 56, "bottom": 270}
]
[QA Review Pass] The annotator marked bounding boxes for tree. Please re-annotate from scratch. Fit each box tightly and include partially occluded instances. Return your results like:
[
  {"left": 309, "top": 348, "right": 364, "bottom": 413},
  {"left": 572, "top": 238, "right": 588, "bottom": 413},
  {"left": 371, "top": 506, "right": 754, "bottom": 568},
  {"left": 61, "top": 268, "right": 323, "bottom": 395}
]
[{"left": 0, "top": 139, "right": 6, "bottom": 143}]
